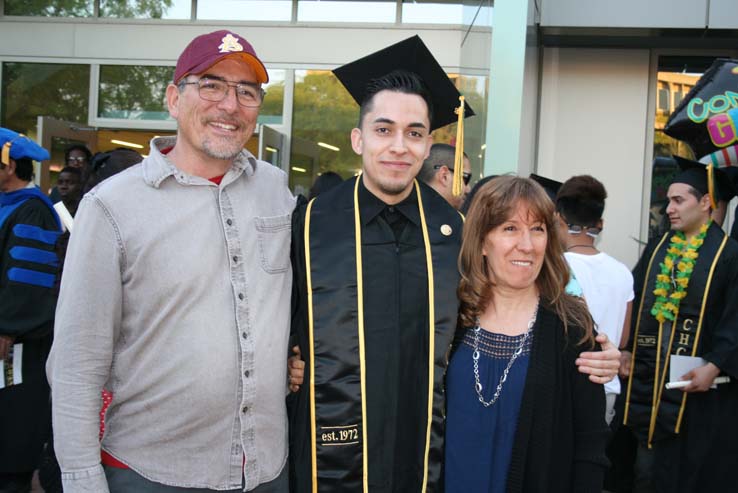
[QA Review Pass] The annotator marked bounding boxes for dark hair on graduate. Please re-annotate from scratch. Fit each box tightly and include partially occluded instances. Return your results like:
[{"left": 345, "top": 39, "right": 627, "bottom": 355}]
[
  {"left": 309, "top": 171, "right": 343, "bottom": 199},
  {"left": 358, "top": 70, "right": 434, "bottom": 129},
  {"left": 64, "top": 144, "right": 92, "bottom": 165},
  {"left": 14, "top": 157, "right": 34, "bottom": 181},
  {"left": 556, "top": 175, "right": 607, "bottom": 227},
  {"left": 458, "top": 175, "right": 594, "bottom": 346}
]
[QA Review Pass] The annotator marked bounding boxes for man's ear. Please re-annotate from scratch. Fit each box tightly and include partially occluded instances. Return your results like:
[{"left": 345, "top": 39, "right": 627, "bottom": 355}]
[
  {"left": 166, "top": 83, "right": 181, "bottom": 119},
  {"left": 5, "top": 159, "right": 16, "bottom": 176},
  {"left": 597, "top": 218, "right": 604, "bottom": 230},
  {"left": 699, "top": 193, "right": 712, "bottom": 213},
  {"left": 350, "top": 128, "right": 363, "bottom": 155}
]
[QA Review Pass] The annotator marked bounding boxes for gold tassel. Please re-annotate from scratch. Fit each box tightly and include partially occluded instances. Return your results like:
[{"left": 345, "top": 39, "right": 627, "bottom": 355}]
[
  {"left": 707, "top": 164, "right": 717, "bottom": 210},
  {"left": 452, "top": 96, "right": 465, "bottom": 197},
  {"left": 1, "top": 142, "right": 10, "bottom": 166}
]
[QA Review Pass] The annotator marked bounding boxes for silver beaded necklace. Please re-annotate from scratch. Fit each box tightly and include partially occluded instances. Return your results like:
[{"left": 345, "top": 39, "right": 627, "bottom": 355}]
[{"left": 472, "top": 299, "right": 539, "bottom": 408}]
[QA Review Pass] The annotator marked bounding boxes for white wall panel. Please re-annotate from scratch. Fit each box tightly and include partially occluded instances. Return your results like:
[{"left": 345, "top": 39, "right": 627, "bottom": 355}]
[
  {"left": 708, "top": 0, "right": 738, "bottom": 29},
  {"left": 540, "top": 0, "right": 708, "bottom": 29},
  {"left": 537, "top": 48, "right": 651, "bottom": 268}
]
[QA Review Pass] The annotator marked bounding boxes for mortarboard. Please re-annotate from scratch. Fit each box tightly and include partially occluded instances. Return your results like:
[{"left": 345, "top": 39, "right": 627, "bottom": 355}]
[
  {"left": 0, "top": 127, "right": 50, "bottom": 166},
  {"left": 529, "top": 174, "right": 563, "bottom": 202},
  {"left": 333, "top": 35, "right": 475, "bottom": 197},
  {"left": 672, "top": 155, "right": 737, "bottom": 207}
]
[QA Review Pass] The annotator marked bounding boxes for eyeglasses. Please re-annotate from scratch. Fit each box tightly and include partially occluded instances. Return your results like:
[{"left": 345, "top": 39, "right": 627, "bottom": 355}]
[
  {"left": 567, "top": 223, "right": 602, "bottom": 238},
  {"left": 179, "top": 77, "right": 265, "bottom": 108},
  {"left": 66, "top": 156, "right": 87, "bottom": 165},
  {"left": 433, "top": 164, "right": 471, "bottom": 185}
]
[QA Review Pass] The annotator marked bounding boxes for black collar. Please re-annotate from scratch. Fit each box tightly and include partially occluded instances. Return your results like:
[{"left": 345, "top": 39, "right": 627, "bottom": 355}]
[{"left": 357, "top": 176, "right": 420, "bottom": 227}]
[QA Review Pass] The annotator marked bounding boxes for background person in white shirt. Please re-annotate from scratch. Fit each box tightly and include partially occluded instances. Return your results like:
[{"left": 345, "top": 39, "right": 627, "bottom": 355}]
[{"left": 556, "top": 175, "right": 634, "bottom": 425}]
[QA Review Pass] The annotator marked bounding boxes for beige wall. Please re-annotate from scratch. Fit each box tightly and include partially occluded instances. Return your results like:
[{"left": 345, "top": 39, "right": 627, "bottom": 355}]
[{"left": 536, "top": 47, "right": 652, "bottom": 268}]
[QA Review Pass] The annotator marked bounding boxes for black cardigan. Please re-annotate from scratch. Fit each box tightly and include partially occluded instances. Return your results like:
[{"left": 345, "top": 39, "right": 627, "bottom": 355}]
[{"left": 505, "top": 304, "right": 610, "bottom": 493}]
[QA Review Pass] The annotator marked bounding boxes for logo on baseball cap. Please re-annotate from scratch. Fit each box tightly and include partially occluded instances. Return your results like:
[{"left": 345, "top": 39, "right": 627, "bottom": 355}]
[{"left": 174, "top": 30, "right": 269, "bottom": 84}]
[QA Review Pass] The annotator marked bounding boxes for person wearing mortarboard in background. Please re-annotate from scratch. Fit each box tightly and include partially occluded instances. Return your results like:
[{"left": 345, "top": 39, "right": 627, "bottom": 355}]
[
  {"left": 0, "top": 127, "right": 61, "bottom": 493},
  {"left": 529, "top": 173, "right": 585, "bottom": 298},
  {"left": 620, "top": 157, "right": 738, "bottom": 493},
  {"left": 286, "top": 36, "right": 621, "bottom": 493}
]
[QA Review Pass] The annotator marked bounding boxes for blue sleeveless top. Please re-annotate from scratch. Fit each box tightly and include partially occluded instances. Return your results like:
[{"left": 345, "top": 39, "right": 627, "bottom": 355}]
[{"left": 445, "top": 326, "right": 533, "bottom": 492}]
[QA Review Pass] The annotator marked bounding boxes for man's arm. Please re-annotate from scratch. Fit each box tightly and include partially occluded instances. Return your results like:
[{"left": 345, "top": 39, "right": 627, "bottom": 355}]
[
  {"left": 46, "top": 195, "right": 123, "bottom": 493},
  {"left": 576, "top": 333, "right": 620, "bottom": 384}
]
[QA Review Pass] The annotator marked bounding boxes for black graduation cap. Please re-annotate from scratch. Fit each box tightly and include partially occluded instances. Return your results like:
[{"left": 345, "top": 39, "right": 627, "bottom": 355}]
[
  {"left": 332, "top": 35, "right": 475, "bottom": 131},
  {"left": 672, "top": 155, "right": 737, "bottom": 207},
  {"left": 529, "top": 174, "right": 563, "bottom": 201}
]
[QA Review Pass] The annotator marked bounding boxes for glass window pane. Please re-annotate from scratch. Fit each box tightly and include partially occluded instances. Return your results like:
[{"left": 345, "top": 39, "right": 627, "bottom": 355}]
[
  {"left": 4, "top": 0, "right": 93, "bottom": 16},
  {"left": 98, "top": 65, "right": 173, "bottom": 121},
  {"left": 197, "top": 0, "right": 292, "bottom": 21},
  {"left": 290, "top": 70, "right": 360, "bottom": 196},
  {"left": 1, "top": 62, "right": 90, "bottom": 136},
  {"left": 100, "top": 0, "right": 191, "bottom": 19},
  {"left": 298, "top": 0, "right": 396, "bottom": 23},
  {"left": 650, "top": 64, "right": 703, "bottom": 240},
  {"left": 402, "top": 1, "right": 463, "bottom": 24},
  {"left": 259, "top": 69, "right": 286, "bottom": 125}
]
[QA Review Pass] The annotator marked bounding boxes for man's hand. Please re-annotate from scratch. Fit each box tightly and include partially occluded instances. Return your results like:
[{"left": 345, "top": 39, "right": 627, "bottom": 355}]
[
  {"left": 680, "top": 362, "right": 721, "bottom": 393},
  {"left": 576, "top": 333, "right": 620, "bottom": 384},
  {"left": 619, "top": 350, "right": 632, "bottom": 378},
  {"left": 288, "top": 345, "right": 305, "bottom": 393},
  {"left": 0, "top": 335, "right": 14, "bottom": 360}
]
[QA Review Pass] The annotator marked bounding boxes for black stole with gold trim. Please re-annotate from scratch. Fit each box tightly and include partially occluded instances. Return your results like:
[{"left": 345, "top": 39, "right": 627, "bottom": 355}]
[
  {"left": 624, "top": 223, "right": 728, "bottom": 444},
  {"left": 292, "top": 176, "right": 462, "bottom": 493}
]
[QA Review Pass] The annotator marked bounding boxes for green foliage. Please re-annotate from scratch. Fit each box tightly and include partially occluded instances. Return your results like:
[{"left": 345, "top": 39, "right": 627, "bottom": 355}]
[
  {"left": 99, "top": 65, "right": 172, "bottom": 119},
  {"left": 4, "top": 0, "right": 175, "bottom": 18},
  {"left": 100, "top": 0, "right": 175, "bottom": 18},
  {"left": 1, "top": 63, "right": 90, "bottom": 134}
]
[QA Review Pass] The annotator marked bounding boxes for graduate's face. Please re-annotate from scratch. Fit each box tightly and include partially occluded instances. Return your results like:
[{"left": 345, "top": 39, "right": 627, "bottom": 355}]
[
  {"left": 351, "top": 90, "right": 433, "bottom": 204},
  {"left": 167, "top": 57, "right": 259, "bottom": 165},
  {"left": 666, "top": 183, "right": 711, "bottom": 236},
  {"left": 57, "top": 171, "right": 81, "bottom": 202},
  {"left": 481, "top": 202, "right": 547, "bottom": 293}
]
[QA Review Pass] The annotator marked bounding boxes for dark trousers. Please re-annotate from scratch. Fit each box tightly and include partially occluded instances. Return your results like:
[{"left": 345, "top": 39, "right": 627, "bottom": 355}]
[
  {"left": 104, "top": 464, "right": 288, "bottom": 493},
  {"left": 0, "top": 472, "right": 32, "bottom": 493}
]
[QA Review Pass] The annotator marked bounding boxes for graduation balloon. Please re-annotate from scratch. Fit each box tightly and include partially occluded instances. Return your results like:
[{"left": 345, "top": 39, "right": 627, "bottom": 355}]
[{"left": 664, "top": 58, "right": 738, "bottom": 166}]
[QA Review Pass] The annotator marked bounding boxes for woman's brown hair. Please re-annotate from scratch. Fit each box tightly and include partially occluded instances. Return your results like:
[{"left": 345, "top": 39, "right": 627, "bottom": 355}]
[{"left": 457, "top": 175, "right": 594, "bottom": 346}]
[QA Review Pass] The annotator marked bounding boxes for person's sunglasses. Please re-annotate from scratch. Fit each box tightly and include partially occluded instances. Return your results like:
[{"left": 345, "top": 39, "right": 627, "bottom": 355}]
[
  {"left": 434, "top": 165, "right": 471, "bottom": 185},
  {"left": 567, "top": 223, "right": 602, "bottom": 238}
]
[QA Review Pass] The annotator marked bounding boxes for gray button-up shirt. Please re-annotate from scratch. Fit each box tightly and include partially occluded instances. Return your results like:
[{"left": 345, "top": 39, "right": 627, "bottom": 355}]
[{"left": 47, "top": 137, "right": 295, "bottom": 492}]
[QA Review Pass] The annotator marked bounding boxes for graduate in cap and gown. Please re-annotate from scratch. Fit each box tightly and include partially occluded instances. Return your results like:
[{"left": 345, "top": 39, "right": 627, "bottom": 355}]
[
  {"left": 288, "top": 36, "right": 472, "bottom": 493},
  {"left": 0, "top": 128, "right": 61, "bottom": 491},
  {"left": 621, "top": 157, "right": 738, "bottom": 492}
]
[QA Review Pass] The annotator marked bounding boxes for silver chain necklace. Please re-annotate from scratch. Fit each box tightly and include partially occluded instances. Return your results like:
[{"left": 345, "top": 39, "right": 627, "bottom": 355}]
[{"left": 472, "top": 299, "right": 539, "bottom": 408}]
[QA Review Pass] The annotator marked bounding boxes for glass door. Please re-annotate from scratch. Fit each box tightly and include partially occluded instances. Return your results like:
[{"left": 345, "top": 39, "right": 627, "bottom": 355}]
[{"left": 37, "top": 116, "right": 97, "bottom": 194}]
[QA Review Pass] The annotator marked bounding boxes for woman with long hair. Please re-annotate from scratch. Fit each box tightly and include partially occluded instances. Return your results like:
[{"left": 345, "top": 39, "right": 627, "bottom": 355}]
[{"left": 445, "top": 175, "right": 609, "bottom": 492}]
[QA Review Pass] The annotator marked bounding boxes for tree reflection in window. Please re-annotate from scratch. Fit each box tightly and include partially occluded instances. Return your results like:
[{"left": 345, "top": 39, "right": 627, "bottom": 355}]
[{"left": 98, "top": 65, "right": 173, "bottom": 121}]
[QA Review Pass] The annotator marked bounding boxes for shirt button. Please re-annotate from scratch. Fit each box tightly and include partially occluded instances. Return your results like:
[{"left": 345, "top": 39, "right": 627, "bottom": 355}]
[
  {"left": 388, "top": 206, "right": 395, "bottom": 213},
  {"left": 238, "top": 293, "right": 244, "bottom": 300},
  {"left": 241, "top": 332, "right": 247, "bottom": 339},
  {"left": 244, "top": 370, "right": 250, "bottom": 377},
  {"left": 232, "top": 255, "right": 238, "bottom": 263},
  {"left": 226, "top": 219, "right": 233, "bottom": 226},
  {"left": 242, "top": 406, "right": 248, "bottom": 413}
]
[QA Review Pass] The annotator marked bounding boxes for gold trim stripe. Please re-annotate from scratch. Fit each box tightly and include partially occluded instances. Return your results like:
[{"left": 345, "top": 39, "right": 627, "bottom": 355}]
[
  {"left": 352, "top": 177, "right": 370, "bottom": 493},
  {"left": 305, "top": 198, "right": 318, "bottom": 493},
  {"left": 624, "top": 232, "right": 670, "bottom": 425},
  {"left": 675, "top": 233, "right": 728, "bottom": 433},
  {"left": 415, "top": 180, "right": 435, "bottom": 493}
]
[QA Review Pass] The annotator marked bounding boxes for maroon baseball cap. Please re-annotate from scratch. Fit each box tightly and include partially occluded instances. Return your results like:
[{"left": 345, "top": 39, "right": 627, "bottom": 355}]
[{"left": 173, "top": 30, "right": 269, "bottom": 84}]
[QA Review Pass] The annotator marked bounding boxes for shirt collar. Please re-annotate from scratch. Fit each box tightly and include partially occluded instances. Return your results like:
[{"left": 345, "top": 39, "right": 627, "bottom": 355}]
[
  {"left": 142, "top": 136, "right": 257, "bottom": 189},
  {"left": 357, "top": 176, "right": 420, "bottom": 227}
]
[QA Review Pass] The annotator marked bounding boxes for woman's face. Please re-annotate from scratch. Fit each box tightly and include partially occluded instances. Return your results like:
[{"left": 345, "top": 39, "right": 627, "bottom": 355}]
[{"left": 481, "top": 201, "right": 547, "bottom": 293}]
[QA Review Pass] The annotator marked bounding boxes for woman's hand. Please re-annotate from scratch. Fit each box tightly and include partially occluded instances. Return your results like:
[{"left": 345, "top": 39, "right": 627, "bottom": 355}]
[{"left": 576, "top": 333, "right": 620, "bottom": 384}]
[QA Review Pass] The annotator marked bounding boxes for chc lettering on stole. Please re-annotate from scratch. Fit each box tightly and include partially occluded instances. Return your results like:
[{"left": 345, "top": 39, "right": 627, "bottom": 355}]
[{"left": 675, "top": 318, "right": 694, "bottom": 355}]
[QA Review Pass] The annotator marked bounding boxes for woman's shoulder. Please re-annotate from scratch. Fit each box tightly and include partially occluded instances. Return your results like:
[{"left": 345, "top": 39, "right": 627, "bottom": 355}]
[{"left": 538, "top": 301, "right": 596, "bottom": 352}]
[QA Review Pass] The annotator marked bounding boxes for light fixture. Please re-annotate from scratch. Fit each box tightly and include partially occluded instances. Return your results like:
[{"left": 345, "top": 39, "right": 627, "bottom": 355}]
[
  {"left": 317, "top": 142, "right": 340, "bottom": 152},
  {"left": 265, "top": 146, "right": 278, "bottom": 153},
  {"left": 292, "top": 167, "right": 307, "bottom": 173},
  {"left": 111, "top": 139, "right": 144, "bottom": 149},
  {"left": 481, "top": 144, "right": 486, "bottom": 150}
]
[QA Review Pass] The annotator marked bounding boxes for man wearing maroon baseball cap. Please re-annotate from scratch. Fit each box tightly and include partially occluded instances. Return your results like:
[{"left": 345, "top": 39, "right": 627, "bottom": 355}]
[{"left": 48, "top": 30, "right": 294, "bottom": 493}]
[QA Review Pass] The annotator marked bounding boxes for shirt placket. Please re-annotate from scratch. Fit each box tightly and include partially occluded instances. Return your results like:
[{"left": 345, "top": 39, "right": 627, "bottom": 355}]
[{"left": 218, "top": 186, "right": 258, "bottom": 490}]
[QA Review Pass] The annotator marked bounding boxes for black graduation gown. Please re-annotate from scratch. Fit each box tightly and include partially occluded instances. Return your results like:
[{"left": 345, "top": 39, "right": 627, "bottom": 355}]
[
  {"left": 623, "top": 222, "right": 738, "bottom": 492},
  {"left": 288, "top": 177, "right": 463, "bottom": 493},
  {"left": 0, "top": 191, "right": 60, "bottom": 473}
]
